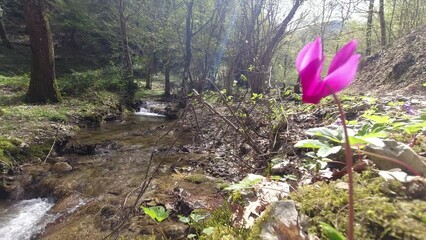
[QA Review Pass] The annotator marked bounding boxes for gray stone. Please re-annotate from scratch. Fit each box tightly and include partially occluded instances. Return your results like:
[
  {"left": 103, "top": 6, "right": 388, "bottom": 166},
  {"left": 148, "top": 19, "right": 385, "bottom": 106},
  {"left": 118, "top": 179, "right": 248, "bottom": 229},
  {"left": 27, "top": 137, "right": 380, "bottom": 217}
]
[
  {"left": 271, "top": 160, "right": 291, "bottom": 175},
  {"left": 52, "top": 162, "right": 73, "bottom": 173},
  {"left": 365, "top": 140, "right": 426, "bottom": 176},
  {"left": 256, "top": 200, "right": 307, "bottom": 240}
]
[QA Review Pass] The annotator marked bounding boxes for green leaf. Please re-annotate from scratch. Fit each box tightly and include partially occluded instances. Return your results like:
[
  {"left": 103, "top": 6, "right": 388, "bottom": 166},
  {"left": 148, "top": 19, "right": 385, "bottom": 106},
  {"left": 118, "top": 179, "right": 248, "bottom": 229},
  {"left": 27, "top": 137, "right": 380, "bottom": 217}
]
[
  {"left": 190, "top": 212, "right": 208, "bottom": 223},
  {"left": 319, "top": 222, "right": 347, "bottom": 240},
  {"left": 401, "top": 121, "right": 426, "bottom": 134},
  {"left": 202, "top": 227, "right": 215, "bottom": 235},
  {"left": 178, "top": 215, "right": 191, "bottom": 224},
  {"left": 364, "top": 115, "right": 393, "bottom": 124},
  {"left": 294, "top": 139, "right": 331, "bottom": 149},
  {"left": 317, "top": 146, "right": 342, "bottom": 158},
  {"left": 142, "top": 206, "right": 169, "bottom": 222},
  {"left": 306, "top": 127, "right": 341, "bottom": 143},
  {"left": 224, "top": 174, "right": 264, "bottom": 191}
]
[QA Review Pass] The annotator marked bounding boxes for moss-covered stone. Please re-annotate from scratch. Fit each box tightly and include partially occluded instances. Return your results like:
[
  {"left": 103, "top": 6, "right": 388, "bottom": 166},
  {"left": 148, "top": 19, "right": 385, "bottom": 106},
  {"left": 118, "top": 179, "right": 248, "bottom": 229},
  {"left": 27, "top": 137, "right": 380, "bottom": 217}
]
[
  {"left": 0, "top": 136, "right": 22, "bottom": 171},
  {"left": 290, "top": 170, "right": 426, "bottom": 239}
]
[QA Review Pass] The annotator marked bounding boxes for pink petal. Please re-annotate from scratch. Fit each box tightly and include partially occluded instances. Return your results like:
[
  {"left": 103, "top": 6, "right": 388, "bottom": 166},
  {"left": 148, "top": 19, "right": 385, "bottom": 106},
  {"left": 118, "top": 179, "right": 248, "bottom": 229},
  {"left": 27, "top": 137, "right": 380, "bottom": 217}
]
[
  {"left": 328, "top": 40, "right": 358, "bottom": 74},
  {"left": 299, "top": 59, "right": 324, "bottom": 104},
  {"left": 321, "top": 54, "right": 361, "bottom": 97},
  {"left": 302, "top": 82, "right": 326, "bottom": 104},
  {"left": 296, "top": 37, "right": 322, "bottom": 72},
  {"left": 299, "top": 58, "right": 322, "bottom": 90}
]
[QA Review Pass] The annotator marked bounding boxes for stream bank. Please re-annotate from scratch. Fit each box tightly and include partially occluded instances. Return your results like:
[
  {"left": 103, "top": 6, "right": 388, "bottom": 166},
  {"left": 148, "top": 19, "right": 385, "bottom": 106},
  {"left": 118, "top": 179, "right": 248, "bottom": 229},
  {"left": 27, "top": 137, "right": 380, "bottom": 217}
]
[{"left": 1, "top": 100, "right": 227, "bottom": 239}]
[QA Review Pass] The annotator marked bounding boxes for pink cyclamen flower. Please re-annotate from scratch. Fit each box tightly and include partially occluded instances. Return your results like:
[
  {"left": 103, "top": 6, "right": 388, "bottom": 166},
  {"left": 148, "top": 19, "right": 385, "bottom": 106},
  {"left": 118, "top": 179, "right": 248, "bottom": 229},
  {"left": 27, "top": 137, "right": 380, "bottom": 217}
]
[{"left": 296, "top": 37, "right": 361, "bottom": 104}]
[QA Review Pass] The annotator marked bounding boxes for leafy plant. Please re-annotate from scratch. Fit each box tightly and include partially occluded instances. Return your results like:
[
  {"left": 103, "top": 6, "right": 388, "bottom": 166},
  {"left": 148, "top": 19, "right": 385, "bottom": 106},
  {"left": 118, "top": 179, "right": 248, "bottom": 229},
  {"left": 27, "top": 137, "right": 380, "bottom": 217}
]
[
  {"left": 295, "top": 125, "right": 388, "bottom": 157},
  {"left": 319, "top": 222, "right": 347, "bottom": 240},
  {"left": 223, "top": 174, "right": 264, "bottom": 191},
  {"left": 141, "top": 206, "right": 170, "bottom": 222}
]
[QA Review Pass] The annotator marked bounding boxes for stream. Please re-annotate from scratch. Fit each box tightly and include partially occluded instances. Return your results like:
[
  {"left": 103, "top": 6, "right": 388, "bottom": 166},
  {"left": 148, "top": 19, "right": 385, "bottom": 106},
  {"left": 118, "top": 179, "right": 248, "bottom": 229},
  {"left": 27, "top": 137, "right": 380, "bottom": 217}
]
[{"left": 0, "top": 105, "right": 222, "bottom": 239}]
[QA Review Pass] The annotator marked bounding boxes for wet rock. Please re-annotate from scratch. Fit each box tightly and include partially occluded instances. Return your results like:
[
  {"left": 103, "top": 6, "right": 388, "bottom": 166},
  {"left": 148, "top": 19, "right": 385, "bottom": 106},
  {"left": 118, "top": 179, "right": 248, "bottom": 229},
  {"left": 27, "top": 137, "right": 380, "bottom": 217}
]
[
  {"left": 52, "top": 162, "right": 73, "bottom": 173},
  {"left": 271, "top": 160, "right": 291, "bottom": 175},
  {"left": 405, "top": 177, "right": 426, "bottom": 199},
  {"left": 365, "top": 140, "right": 426, "bottom": 176},
  {"left": 1, "top": 176, "right": 24, "bottom": 200},
  {"left": 254, "top": 200, "right": 307, "bottom": 240},
  {"left": 162, "top": 222, "right": 189, "bottom": 239}
]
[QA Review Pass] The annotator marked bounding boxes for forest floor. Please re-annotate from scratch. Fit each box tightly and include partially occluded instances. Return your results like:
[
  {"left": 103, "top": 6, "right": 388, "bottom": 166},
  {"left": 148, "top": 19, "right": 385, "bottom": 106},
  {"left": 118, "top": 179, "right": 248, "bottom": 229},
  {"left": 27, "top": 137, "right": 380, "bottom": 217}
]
[
  {"left": 1, "top": 70, "right": 426, "bottom": 239},
  {"left": 177, "top": 88, "right": 426, "bottom": 239}
]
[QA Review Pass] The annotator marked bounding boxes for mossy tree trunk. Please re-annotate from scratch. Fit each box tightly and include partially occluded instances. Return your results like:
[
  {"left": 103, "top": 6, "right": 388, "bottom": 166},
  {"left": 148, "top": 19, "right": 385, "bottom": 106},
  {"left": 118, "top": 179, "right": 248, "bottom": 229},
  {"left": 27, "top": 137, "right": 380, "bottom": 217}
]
[{"left": 23, "top": 0, "right": 61, "bottom": 103}]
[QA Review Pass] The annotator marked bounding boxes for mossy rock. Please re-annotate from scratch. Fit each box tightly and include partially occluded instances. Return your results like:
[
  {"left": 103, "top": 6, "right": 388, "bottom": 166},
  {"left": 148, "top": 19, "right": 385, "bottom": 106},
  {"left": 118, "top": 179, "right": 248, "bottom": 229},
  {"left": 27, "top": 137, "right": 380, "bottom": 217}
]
[
  {"left": 0, "top": 136, "right": 22, "bottom": 171},
  {"left": 290, "top": 171, "right": 426, "bottom": 239}
]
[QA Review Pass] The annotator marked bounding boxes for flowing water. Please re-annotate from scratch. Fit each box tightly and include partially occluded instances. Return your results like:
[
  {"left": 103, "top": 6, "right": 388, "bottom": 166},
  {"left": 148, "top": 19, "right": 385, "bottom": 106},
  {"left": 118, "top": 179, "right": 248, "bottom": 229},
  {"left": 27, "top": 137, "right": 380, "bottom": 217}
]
[
  {"left": 0, "top": 198, "right": 56, "bottom": 240},
  {"left": 0, "top": 104, "right": 220, "bottom": 239}
]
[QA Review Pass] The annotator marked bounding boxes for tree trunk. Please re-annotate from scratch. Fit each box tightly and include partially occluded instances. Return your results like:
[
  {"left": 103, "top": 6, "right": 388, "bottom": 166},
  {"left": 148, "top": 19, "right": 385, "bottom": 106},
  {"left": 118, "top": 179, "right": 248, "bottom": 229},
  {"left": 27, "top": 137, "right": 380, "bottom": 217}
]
[
  {"left": 182, "top": 0, "right": 193, "bottom": 94},
  {"left": 0, "top": 17, "right": 12, "bottom": 49},
  {"left": 250, "top": 0, "right": 302, "bottom": 93},
  {"left": 365, "top": 0, "right": 374, "bottom": 56},
  {"left": 23, "top": 0, "right": 61, "bottom": 103},
  {"left": 118, "top": 0, "right": 133, "bottom": 78},
  {"left": 145, "top": 66, "right": 152, "bottom": 90},
  {"left": 378, "top": 0, "right": 386, "bottom": 47},
  {"left": 164, "top": 63, "right": 171, "bottom": 97}
]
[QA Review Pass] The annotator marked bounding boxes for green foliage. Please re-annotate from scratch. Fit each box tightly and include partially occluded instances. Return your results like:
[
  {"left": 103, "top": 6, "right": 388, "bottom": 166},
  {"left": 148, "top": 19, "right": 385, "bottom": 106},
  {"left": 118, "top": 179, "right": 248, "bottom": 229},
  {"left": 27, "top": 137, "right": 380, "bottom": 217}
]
[
  {"left": 224, "top": 174, "right": 263, "bottom": 191},
  {"left": 0, "top": 136, "right": 22, "bottom": 172},
  {"left": 319, "top": 222, "right": 347, "bottom": 240},
  {"left": 58, "top": 65, "right": 125, "bottom": 96},
  {"left": 190, "top": 203, "right": 250, "bottom": 240},
  {"left": 250, "top": 93, "right": 263, "bottom": 104},
  {"left": 291, "top": 171, "right": 426, "bottom": 239},
  {"left": 141, "top": 206, "right": 170, "bottom": 223}
]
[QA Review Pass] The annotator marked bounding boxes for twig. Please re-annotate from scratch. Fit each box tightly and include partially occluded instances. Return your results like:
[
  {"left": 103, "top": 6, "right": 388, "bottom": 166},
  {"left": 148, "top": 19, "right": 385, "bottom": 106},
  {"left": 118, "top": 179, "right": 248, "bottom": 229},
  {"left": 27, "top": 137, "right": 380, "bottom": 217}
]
[
  {"left": 194, "top": 87, "right": 262, "bottom": 155},
  {"left": 43, "top": 140, "right": 56, "bottom": 164}
]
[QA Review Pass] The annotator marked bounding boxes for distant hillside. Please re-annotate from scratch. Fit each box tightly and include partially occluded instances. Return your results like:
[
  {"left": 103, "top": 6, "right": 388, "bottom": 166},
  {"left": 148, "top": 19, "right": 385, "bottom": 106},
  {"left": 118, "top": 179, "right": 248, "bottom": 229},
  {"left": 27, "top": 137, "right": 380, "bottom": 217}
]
[{"left": 350, "top": 25, "right": 426, "bottom": 95}]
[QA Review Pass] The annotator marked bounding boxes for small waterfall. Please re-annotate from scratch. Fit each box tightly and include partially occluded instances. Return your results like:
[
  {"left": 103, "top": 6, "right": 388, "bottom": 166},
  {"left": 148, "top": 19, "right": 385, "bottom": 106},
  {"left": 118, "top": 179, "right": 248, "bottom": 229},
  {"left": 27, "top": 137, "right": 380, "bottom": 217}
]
[{"left": 0, "top": 198, "right": 56, "bottom": 240}]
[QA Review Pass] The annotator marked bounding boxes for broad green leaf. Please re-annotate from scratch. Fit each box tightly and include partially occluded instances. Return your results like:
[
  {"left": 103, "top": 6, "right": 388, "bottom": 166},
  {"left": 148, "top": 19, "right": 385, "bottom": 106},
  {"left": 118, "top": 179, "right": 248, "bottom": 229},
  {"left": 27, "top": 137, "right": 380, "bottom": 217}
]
[
  {"left": 294, "top": 139, "right": 331, "bottom": 149},
  {"left": 349, "top": 136, "right": 385, "bottom": 147},
  {"left": 317, "top": 146, "right": 342, "bottom": 158},
  {"left": 190, "top": 212, "right": 208, "bottom": 223},
  {"left": 142, "top": 206, "right": 169, "bottom": 222},
  {"left": 401, "top": 121, "right": 426, "bottom": 134},
  {"left": 319, "top": 222, "right": 347, "bottom": 240},
  {"left": 224, "top": 174, "right": 264, "bottom": 191},
  {"left": 179, "top": 215, "right": 191, "bottom": 224},
  {"left": 364, "top": 115, "right": 393, "bottom": 124},
  {"left": 306, "top": 127, "right": 340, "bottom": 142},
  {"left": 202, "top": 227, "right": 215, "bottom": 235}
]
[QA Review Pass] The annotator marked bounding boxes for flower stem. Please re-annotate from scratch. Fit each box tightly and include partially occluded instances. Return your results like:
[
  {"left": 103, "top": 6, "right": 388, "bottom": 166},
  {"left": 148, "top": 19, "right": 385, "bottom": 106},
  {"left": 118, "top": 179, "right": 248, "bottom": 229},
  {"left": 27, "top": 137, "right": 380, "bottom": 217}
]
[{"left": 329, "top": 90, "right": 354, "bottom": 240}]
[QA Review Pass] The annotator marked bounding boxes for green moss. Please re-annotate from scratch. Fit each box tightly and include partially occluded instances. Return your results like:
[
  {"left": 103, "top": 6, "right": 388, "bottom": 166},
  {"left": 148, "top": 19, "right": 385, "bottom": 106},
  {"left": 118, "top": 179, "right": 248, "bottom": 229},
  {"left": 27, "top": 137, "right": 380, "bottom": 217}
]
[
  {"left": 247, "top": 204, "right": 273, "bottom": 240},
  {"left": 194, "top": 202, "right": 250, "bottom": 240},
  {"left": 0, "top": 136, "right": 22, "bottom": 171},
  {"left": 185, "top": 174, "right": 212, "bottom": 184},
  {"left": 27, "top": 141, "right": 54, "bottom": 159},
  {"left": 290, "top": 171, "right": 426, "bottom": 239}
]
